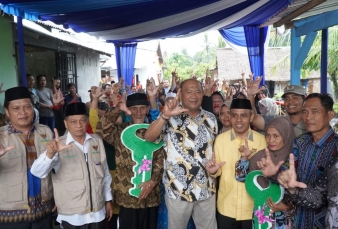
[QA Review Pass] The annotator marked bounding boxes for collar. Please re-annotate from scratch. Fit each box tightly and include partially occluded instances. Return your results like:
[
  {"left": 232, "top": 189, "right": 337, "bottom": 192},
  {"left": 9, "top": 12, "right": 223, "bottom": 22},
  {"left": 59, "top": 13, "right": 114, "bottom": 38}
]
[
  {"left": 230, "top": 127, "right": 254, "bottom": 141},
  {"left": 311, "top": 128, "right": 334, "bottom": 148},
  {"left": 66, "top": 132, "right": 95, "bottom": 145},
  {"left": 8, "top": 122, "right": 35, "bottom": 135},
  {"left": 179, "top": 108, "right": 203, "bottom": 119}
]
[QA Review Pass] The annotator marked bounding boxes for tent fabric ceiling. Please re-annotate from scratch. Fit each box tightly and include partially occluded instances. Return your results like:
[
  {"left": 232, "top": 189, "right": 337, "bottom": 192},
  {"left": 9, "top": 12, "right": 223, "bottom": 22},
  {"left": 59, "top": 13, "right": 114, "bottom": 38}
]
[{"left": 0, "top": 0, "right": 291, "bottom": 42}]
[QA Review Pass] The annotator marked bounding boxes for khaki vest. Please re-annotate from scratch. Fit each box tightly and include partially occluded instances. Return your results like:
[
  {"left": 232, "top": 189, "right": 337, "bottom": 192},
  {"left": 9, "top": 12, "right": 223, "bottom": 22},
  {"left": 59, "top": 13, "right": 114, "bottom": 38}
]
[
  {"left": 52, "top": 134, "right": 107, "bottom": 215},
  {"left": 0, "top": 124, "right": 54, "bottom": 210}
]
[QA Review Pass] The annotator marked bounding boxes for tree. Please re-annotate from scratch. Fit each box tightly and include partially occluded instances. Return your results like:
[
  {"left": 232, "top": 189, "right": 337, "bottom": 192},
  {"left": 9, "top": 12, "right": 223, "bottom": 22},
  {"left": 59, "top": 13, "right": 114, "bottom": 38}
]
[
  {"left": 163, "top": 32, "right": 220, "bottom": 80},
  {"left": 270, "top": 26, "right": 338, "bottom": 99}
]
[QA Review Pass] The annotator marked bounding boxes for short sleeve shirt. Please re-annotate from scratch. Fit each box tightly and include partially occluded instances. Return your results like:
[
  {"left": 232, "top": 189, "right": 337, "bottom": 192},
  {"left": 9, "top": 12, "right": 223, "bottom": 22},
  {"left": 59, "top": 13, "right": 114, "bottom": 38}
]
[
  {"left": 263, "top": 115, "right": 307, "bottom": 137},
  {"left": 161, "top": 109, "right": 218, "bottom": 202}
]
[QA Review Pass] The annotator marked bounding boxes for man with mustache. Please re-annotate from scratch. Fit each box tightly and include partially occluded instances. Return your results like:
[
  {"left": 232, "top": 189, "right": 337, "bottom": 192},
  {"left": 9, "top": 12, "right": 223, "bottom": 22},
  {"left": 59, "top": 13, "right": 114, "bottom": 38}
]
[{"left": 247, "top": 77, "right": 307, "bottom": 136}]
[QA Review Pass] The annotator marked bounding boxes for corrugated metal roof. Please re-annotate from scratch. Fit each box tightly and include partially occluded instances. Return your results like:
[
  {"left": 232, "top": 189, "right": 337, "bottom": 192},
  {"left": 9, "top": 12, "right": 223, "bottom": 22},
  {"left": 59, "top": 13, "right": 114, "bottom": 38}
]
[
  {"left": 261, "top": 0, "right": 338, "bottom": 27},
  {"left": 15, "top": 17, "right": 115, "bottom": 56}
]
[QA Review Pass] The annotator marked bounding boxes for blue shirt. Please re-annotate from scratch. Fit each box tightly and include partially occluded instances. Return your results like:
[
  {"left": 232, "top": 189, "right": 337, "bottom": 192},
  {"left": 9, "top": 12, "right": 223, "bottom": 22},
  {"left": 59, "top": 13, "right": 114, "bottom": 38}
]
[{"left": 292, "top": 128, "right": 338, "bottom": 229}]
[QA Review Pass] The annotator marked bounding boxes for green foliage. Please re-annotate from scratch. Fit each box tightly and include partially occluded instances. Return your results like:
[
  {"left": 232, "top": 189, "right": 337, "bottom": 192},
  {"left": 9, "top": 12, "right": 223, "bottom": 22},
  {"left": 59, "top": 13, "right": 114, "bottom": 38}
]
[
  {"left": 163, "top": 32, "right": 223, "bottom": 80},
  {"left": 334, "top": 102, "right": 338, "bottom": 114},
  {"left": 270, "top": 26, "right": 338, "bottom": 99}
]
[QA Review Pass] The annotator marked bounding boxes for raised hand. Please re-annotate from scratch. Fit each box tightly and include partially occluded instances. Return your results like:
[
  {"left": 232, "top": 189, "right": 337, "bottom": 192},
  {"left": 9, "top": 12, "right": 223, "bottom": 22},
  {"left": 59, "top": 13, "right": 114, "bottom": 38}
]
[
  {"left": 46, "top": 129, "right": 72, "bottom": 159},
  {"left": 91, "top": 86, "right": 105, "bottom": 99},
  {"left": 75, "top": 93, "right": 81, "bottom": 99},
  {"left": 205, "top": 151, "right": 226, "bottom": 175},
  {"left": 246, "top": 75, "right": 265, "bottom": 96},
  {"left": 146, "top": 78, "right": 158, "bottom": 97},
  {"left": 157, "top": 81, "right": 164, "bottom": 94},
  {"left": 113, "top": 79, "right": 123, "bottom": 93},
  {"left": 53, "top": 93, "right": 64, "bottom": 105},
  {"left": 125, "top": 84, "right": 130, "bottom": 92},
  {"left": 0, "top": 144, "right": 15, "bottom": 157},
  {"left": 204, "top": 70, "right": 218, "bottom": 91},
  {"left": 162, "top": 89, "right": 188, "bottom": 118},
  {"left": 113, "top": 94, "right": 131, "bottom": 115},
  {"left": 238, "top": 139, "right": 255, "bottom": 160},
  {"left": 277, "top": 154, "right": 307, "bottom": 190},
  {"left": 257, "top": 148, "right": 284, "bottom": 177},
  {"left": 0, "top": 82, "right": 5, "bottom": 93}
]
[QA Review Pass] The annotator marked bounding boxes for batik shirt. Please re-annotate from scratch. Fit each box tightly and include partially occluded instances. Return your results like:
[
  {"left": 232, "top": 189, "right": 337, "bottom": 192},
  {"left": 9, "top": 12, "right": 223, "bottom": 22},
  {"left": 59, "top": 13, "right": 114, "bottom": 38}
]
[
  {"left": 292, "top": 129, "right": 338, "bottom": 229},
  {"left": 161, "top": 109, "right": 218, "bottom": 202}
]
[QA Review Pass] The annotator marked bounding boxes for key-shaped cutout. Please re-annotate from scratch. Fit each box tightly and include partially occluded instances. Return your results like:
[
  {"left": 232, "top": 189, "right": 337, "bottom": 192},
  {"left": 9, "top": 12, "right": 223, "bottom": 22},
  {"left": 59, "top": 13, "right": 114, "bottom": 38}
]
[
  {"left": 121, "top": 124, "right": 163, "bottom": 197},
  {"left": 245, "top": 170, "right": 284, "bottom": 229}
]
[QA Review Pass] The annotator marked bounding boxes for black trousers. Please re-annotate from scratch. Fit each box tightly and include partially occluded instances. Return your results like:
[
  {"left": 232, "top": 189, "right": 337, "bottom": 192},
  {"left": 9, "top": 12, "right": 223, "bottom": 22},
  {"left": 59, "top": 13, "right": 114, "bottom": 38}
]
[
  {"left": 107, "top": 214, "right": 119, "bottom": 229},
  {"left": 119, "top": 206, "right": 158, "bottom": 229},
  {"left": 217, "top": 211, "right": 252, "bottom": 229},
  {"left": 61, "top": 219, "right": 105, "bottom": 229},
  {"left": 0, "top": 213, "right": 53, "bottom": 229}
]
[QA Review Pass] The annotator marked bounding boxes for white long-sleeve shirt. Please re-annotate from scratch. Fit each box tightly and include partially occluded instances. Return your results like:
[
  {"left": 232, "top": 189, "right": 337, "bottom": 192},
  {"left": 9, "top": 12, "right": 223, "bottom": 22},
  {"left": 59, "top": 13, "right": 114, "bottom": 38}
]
[{"left": 31, "top": 132, "right": 112, "bottom": 226}]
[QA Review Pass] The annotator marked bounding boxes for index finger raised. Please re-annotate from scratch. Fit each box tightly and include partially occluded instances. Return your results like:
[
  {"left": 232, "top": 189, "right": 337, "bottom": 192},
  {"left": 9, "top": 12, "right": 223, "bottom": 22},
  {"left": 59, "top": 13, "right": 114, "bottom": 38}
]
[
  {"left": 54, "top": 128, "right": 60, "bottom": 140},
  {"left": 176, "top": 89, "right": 181, "bottom": 100},
  {"left": 265, "top": 148, "right": 271, "bottom": 161},
  {"left": 289, "top": 153, "right": 296, "bottom": 171},
  {"left": 212, "top": 151, "right": 216, "bottom": 162}
]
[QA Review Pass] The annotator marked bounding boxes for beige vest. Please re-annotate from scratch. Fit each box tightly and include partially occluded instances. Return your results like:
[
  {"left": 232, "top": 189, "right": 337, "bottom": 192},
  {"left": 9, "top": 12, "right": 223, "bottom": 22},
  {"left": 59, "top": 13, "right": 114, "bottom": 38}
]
[
  {"left": 52, "top": 134, "right": 107, "bottom": 215},
  {"left": 0, "top": 124, "right": 54, "bottom": 211}
]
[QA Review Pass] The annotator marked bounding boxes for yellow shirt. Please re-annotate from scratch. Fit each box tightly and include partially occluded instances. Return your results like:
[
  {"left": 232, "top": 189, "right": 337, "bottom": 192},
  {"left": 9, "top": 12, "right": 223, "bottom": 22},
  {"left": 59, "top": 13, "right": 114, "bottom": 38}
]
[
  {"left": 213, "top": 128, "right": 267, "bottom": 220},
  {"left": 89, "top": 108, "right": 99, "bottom": 133}
]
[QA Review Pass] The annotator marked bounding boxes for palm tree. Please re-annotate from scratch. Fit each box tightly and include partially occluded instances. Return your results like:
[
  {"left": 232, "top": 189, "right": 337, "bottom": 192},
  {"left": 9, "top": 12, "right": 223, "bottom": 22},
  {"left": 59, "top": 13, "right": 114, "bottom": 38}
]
[{"left": 270, "top": 26, "right": 338, "bottom": 98}]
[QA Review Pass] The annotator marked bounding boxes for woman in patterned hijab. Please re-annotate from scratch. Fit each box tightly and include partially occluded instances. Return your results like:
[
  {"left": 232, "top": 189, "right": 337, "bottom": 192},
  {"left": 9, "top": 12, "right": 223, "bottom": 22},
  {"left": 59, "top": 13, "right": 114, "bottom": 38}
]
[{"left": 218, "top": 101, "right": 232, "bottom": 134}]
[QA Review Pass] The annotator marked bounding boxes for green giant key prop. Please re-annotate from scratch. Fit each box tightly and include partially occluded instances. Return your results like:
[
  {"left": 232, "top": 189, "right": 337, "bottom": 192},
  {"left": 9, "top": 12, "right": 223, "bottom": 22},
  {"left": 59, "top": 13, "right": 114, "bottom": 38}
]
[
  {"left": 245, "top": 170, "right": 284, "bottom": 229},
  {"left": 121, "top": 124, "right": 163, "bottom": 198}
]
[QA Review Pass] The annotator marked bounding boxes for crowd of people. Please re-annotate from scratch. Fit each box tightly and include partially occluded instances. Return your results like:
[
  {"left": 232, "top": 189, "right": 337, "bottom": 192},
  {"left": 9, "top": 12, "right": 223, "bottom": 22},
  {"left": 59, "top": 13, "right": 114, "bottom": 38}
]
[{"left": 0, "top": 70, "right": 337, "bottom": 229}]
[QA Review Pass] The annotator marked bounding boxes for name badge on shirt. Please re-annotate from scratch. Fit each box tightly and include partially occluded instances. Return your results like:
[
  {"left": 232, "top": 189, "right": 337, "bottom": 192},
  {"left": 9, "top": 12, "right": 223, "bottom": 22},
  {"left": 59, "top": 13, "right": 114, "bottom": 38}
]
[{"left": 40, "top": 134, "right": 49, "bottom": 144}]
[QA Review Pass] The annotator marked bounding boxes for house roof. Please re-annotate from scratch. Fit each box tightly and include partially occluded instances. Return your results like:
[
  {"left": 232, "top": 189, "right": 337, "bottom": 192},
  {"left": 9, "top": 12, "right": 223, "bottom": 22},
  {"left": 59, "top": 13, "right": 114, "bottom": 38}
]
[
  {"left": 261, "top": 0, "right": 338, "bottom": 27},
  {"left": 216, "top": 47, "right": 319, "bottom": 81},
  {"left": 17, "top": 17, "right": 114, "bottom": 56}
]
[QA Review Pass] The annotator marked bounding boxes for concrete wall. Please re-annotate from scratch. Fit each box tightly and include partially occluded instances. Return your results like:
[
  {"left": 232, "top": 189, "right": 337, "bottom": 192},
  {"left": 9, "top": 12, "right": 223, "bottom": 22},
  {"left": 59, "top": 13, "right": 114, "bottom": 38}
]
[
  {"left": 25, "top": 48, "right": 56, "bottom": 84},
  {"left": 75, "top": 49, "right": 100, "bottom": 103},
  {"left": 0, "top": 17, "right": 18, "bottom": 113},
  {"left": 12, "top": 27, "right": 101, "bottom": 103}
]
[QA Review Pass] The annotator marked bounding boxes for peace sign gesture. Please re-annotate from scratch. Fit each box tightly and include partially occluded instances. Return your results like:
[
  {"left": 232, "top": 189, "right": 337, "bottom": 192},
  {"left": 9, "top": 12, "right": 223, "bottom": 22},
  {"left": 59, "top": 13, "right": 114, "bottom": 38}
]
[
  {"left": 162, "top": 89, "right": 188, "bottom": 118},
  {"left": 257, "top": 148, "right": 284, "bottom": 177},
  {"left": 0, "top": 144, "right": 15, "bottom": 157},
  {"left": 277, "top": 154, "right": 307, "bottom": 190},
  {"left": 205, "top": 151, "right": 226, "bottom": 175},
  {"left": 46, "top": 129, "right": 72, "bottom": 159}
]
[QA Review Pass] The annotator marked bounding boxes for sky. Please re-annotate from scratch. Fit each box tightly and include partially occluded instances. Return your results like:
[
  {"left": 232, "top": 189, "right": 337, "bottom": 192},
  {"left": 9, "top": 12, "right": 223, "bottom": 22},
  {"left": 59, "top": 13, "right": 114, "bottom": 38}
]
[{"left": 159, "top": 30, "right": 222, "bottom": 56}]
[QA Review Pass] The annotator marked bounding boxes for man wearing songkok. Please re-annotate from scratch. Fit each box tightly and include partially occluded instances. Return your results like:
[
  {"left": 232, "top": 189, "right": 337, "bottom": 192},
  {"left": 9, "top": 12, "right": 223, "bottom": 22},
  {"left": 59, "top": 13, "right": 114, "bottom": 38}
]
[
  {"left": 31, "top": 102, "right": 113, "bottom": 229},
  {"left": 96, "top": 92, "right": 163, "bottom": 229},
  {"left": 0, "top": 86, "right": 54, "bottom": 229},
  {"left": 206, "top": 99, "right": 266, "bottom": 229},
  {"left": 145, "top": 79, "right": 218, "bottom": 229}
]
